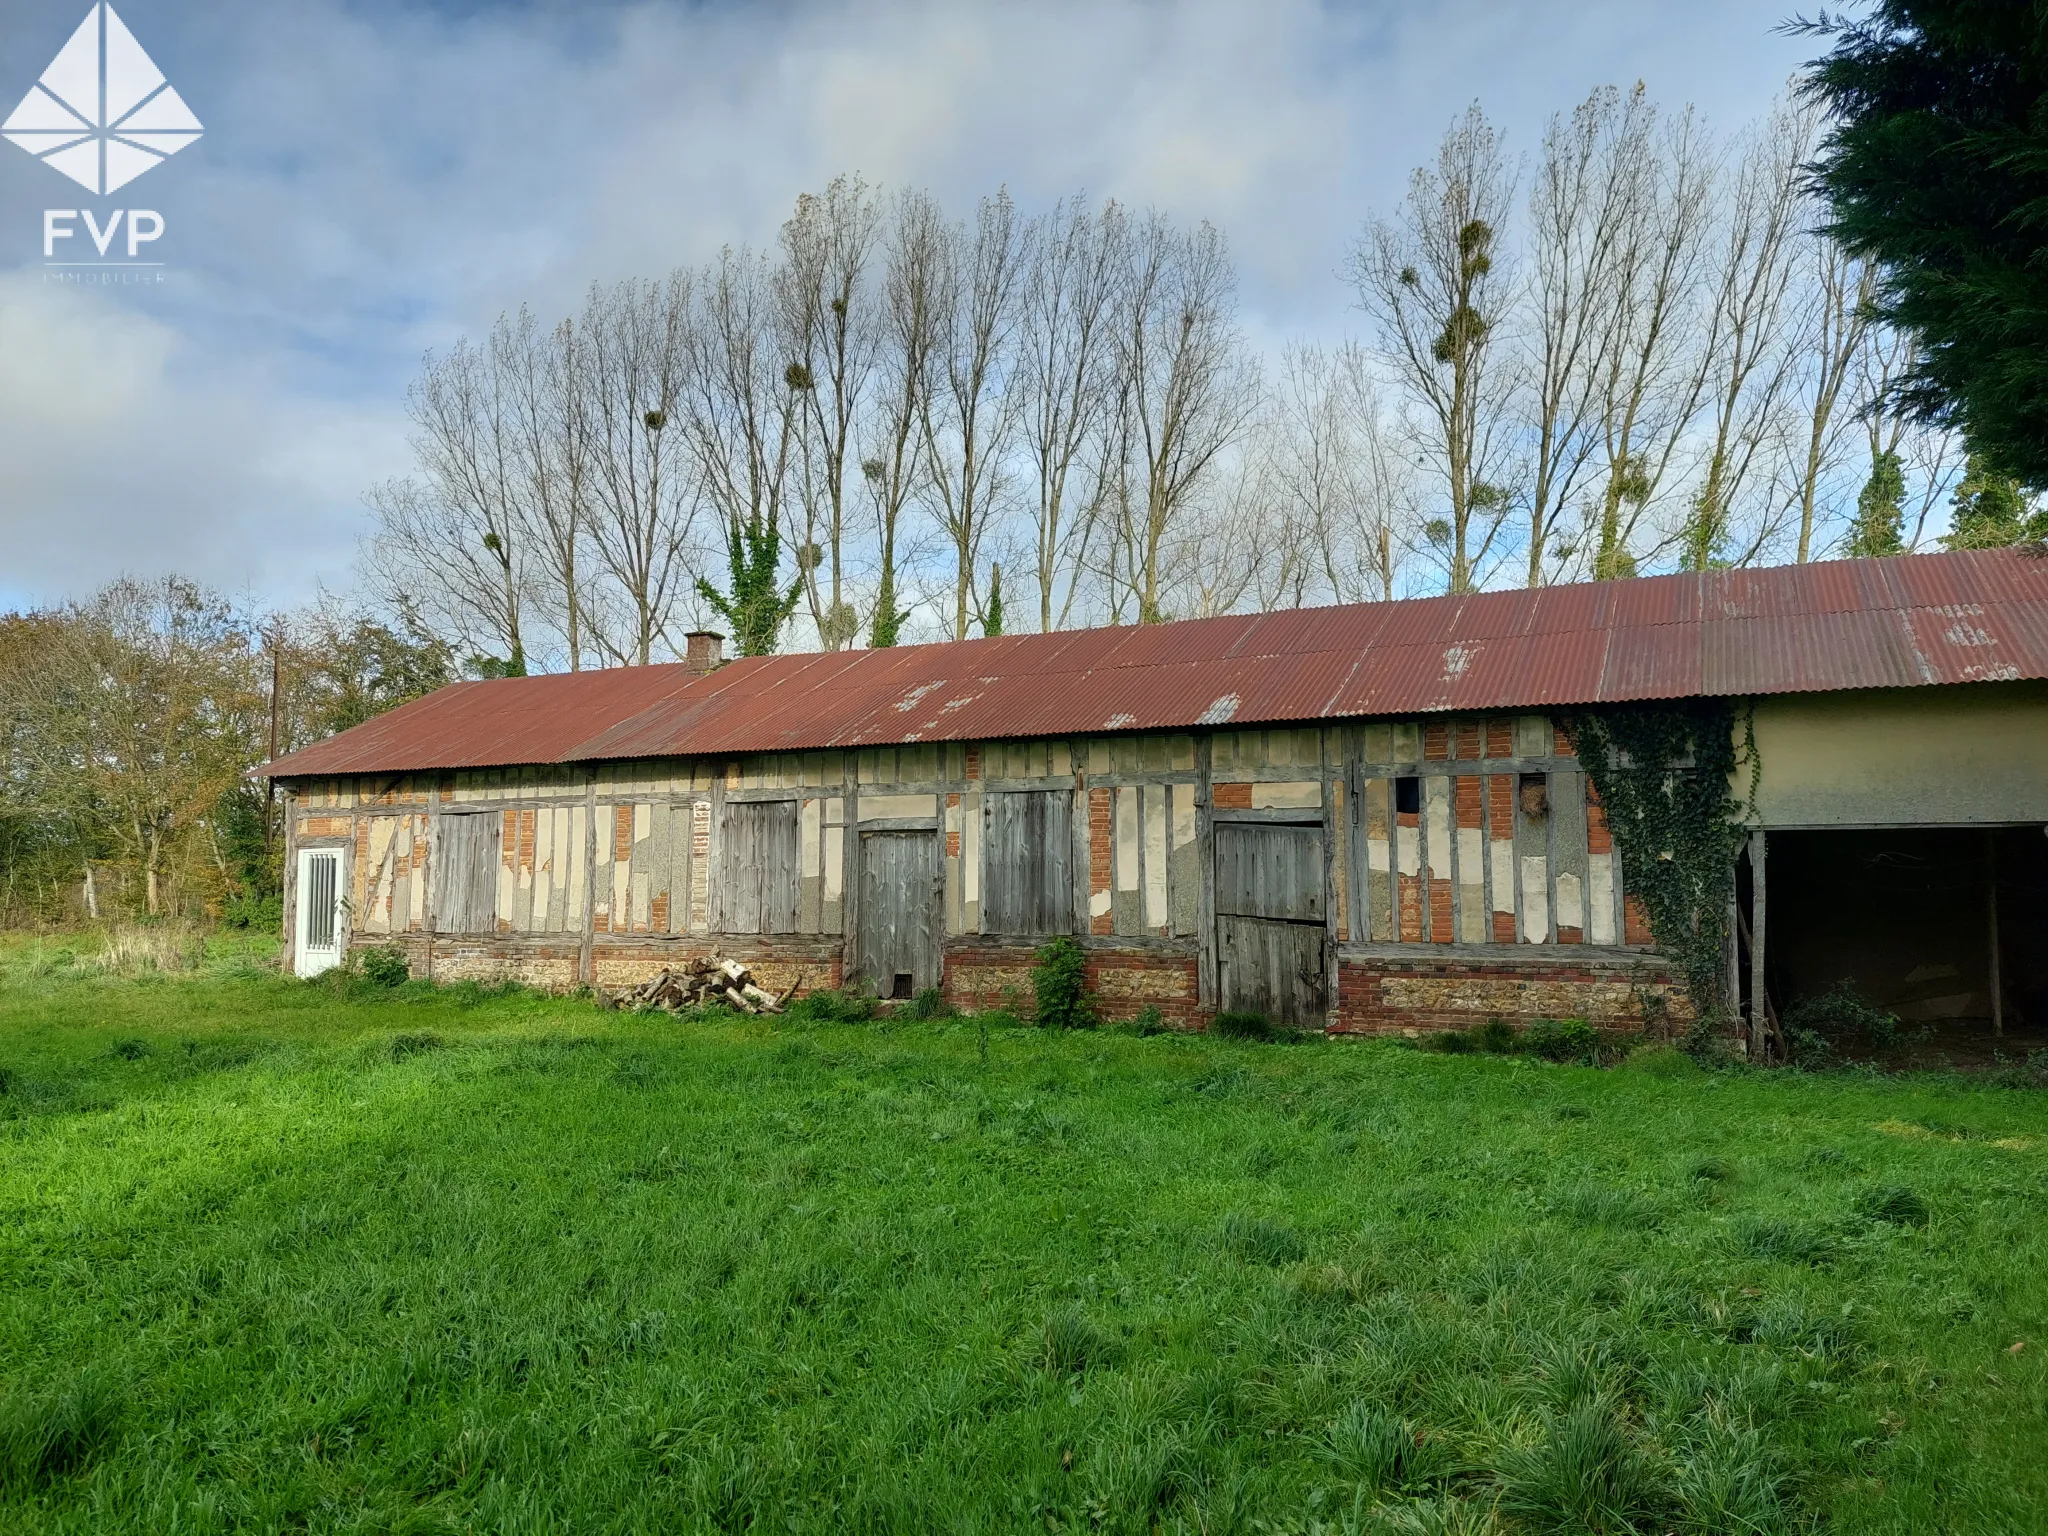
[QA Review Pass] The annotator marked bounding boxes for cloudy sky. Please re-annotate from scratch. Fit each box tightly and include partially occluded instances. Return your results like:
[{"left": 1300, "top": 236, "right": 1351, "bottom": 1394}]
[{"left": 0, "top": 0, "right": 1817, "bottom": 614}]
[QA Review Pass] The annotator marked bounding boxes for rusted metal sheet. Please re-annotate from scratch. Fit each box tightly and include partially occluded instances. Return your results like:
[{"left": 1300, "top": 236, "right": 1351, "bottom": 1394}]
[
  {"left": 263, "top": 548, "right": 2048, "bottom": 778},
  {"left": 264, "top": 662, "right": 708, "bottom": 777}
]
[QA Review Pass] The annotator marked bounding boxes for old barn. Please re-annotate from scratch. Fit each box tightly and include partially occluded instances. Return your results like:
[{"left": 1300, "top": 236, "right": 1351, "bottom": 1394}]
[{"left": 263, "top": 548, "right": 2048, "bottom": 1045}]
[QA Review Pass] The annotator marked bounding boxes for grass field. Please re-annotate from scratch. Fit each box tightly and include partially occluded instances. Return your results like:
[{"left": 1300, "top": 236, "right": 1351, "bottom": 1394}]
[{"left": 2, "top": 939, "right": 2046, "bottom": 1534}]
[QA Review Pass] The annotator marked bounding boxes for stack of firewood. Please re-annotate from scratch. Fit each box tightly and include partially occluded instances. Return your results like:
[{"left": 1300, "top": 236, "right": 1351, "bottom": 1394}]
[{"left": 605, "top": 957, "right": 795, "bottom": 1015}]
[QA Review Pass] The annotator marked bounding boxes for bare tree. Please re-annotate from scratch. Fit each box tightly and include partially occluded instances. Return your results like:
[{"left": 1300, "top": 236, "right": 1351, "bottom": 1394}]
[
  {"left": 920, "top": 190, "right": 1025, "bottom": 640},
  {"left": 863, "top": 190, "right": 947, "bottom": 646},
  {"left": 579, "top": 273, "right": 700, "bottom": 665},
  {"left": 1017, "top": 196, "right": 1126, "bottom": 632},
  {"left": 1521, "top": 85, "right": 1655, "bottom": 586},
  {"left": 1584, "top": 105, "right": 1717, "bottom": 579},
  {"left": 1785, "top": 237, "right": 1874, "bottom": 561},
  {"left": 1257, "top": 343, "right": 1408, "bottom": 605},
  {"left": 680, "top": 249, "right": 806, "bottom": 655},
  {"left": 1352, "top": 104, "right": 1517, "bottom": 593},
  {"left": 366, "top": 335, "right": 529, "bottom": 668},
  {"left": 780, "top": 176, "right": 882, "bottom": 649},
  {"left": 1678, "top": 103, "right": 1812, "bottom": 570},
  {"left": 1116, "top": 213, "right": 1259, "bottom": 621},
  {"left": 496, "top": 307, "right": 596, "bottom": 668}
]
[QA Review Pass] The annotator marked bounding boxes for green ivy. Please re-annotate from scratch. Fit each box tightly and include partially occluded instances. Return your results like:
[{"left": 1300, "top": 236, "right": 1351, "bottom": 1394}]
[{"left": 1566, "top": 700, "right": 1754, "bottom": 1027}]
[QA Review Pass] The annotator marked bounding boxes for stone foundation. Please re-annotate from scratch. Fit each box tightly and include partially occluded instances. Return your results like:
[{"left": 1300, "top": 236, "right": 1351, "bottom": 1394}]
[
  {"left": 344, "top": 932, "right": 1687, "bottom": 1036},
  {"left": 1333, "top": 948, "right": 1690, "bottom": 1037}
]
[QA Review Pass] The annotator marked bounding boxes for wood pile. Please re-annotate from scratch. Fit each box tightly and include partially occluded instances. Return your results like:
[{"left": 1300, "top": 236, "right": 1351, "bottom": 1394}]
[{"left": 605, "top": 958, "right": 797, "bottom": 1015}]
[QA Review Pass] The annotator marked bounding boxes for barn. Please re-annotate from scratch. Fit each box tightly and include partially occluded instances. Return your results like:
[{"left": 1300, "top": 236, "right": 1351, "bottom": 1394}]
[{"left": 262, "top": 547, "right": 2048, "bottom": 1049}]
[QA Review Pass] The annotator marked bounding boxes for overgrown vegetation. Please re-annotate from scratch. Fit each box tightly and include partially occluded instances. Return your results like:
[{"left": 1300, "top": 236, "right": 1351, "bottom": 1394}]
[
  {"left": 1784, "top": 981, "right": 1905, "bottom": 1069},
  {"left": 1423, "top": 1016, "right": 1608, "bottom": 1065},
  {"left": 1568, "top": 701, "right": 1752, "bottom": 1033},
  {"left": 3, "top": 942, "right": 2047, "bottom": 1531},
  {"left": 1031, "top": 935, "right": 1095, "bottom": 1030}
]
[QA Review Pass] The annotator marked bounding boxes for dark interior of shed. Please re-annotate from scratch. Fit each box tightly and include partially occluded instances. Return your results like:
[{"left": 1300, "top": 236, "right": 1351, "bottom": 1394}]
[{"left": 1746, "top": 826, "right": 2048, "bottom": 1056}]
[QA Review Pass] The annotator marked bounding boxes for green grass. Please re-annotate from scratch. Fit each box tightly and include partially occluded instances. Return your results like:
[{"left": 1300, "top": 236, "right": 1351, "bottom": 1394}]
[{"left": 2, "top": 939, "right": 2047, "bottom": 1532}]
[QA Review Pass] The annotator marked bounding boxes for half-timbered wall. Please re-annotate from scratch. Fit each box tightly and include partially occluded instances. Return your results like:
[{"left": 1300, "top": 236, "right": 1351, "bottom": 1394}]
[{"left": 282, "top": 710, "right": 1669, "bottom": 1026}]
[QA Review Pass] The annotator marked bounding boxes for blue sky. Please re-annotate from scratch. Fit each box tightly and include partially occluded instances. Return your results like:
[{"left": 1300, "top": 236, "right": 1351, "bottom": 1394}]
[{"left": 0, "top": 0, "right": 1818, "bottom": 613}]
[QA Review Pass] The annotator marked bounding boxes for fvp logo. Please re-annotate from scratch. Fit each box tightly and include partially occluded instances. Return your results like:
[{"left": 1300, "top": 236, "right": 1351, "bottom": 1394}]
[{"left": 3, "top": 3, "right": 201, "bottom": 194}]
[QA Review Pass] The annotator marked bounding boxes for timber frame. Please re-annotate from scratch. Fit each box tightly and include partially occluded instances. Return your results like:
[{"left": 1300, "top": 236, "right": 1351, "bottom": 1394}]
[{"left": 276, "top": 711, "right": 1691, "bottom": 1035}]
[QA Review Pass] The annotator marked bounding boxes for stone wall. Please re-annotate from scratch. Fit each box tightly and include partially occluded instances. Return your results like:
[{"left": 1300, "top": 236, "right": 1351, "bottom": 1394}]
[{"left": 1332, "top": 950, "right": 1691, "bottom": 1037}]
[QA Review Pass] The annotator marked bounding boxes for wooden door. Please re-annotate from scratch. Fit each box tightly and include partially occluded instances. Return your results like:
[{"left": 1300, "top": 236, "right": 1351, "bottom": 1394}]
[
  {"left": 716, "top": 800, "right": 800, "bottom": 934},
  {"left": 436, "top": 811, "right": 500, "bottom": 934},
  {"left": 857, "top": 829, "right": 941, "bottom": 1000},
  {"left": 982, "top": 789, "right": 1075, "bottom": 935},
  {"left": 1213, "top": 820, "right": 1329, "bottom": 1027}
]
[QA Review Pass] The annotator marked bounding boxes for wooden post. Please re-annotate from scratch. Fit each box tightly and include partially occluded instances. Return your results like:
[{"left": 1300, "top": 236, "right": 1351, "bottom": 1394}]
[
  {"left": 1726, "top": 870, "right": 1741, "bottom": 1042},
  {"left": 579, "top": 770, "right": 598, "bottom": 987},
  {"left": 425, "top": 779, "right": 441, "bottom": 983},
  {"left": 1195, "top": 734, "right": 1216, "bottom": 1009},
  {"left": 1750, "top": 829, "right": 1768, "bottom": 1058},
  {"left": 1987, "top": 830, "right": 2003, "bottom": 1037}
]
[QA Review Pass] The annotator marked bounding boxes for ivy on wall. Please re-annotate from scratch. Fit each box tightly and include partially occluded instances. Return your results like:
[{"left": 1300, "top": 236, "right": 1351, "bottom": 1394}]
[{"left": 1566, "top": 699, "right": 1756, "bottom": 1025}]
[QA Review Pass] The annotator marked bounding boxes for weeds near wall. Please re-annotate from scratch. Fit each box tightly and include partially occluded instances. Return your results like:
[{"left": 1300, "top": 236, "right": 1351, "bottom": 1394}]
[
  {"left": 1031, "top": 936, "right": 1095, "bottom": 1029},
  {"left": 1567, "top": 700, "right": 1754, "bottom": 1031}
]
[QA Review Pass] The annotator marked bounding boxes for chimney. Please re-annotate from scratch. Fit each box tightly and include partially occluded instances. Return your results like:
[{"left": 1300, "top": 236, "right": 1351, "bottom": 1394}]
[{"left": 684, "top": 631, "right": 725, "bottom": 675}]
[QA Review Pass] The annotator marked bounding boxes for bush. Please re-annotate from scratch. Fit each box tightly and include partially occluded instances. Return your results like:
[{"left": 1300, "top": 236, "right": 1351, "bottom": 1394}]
[
  {"left": 1524, "top": 1018, "right": 1600, "bottom": 1064},
  {"left": 1425, "top": 1028, "right": 1478, "bottom": 1054},
  {"left": 220, "top": 890, "right": 282, "bottom": 932},
  {"left": 1031, "top": 936, "right": 1095, "bottom": 1030},
  {"left": 1783, "top": 982, "right": 1901, "bottom": 1064},
  {"left": 1212, "top": 1010, "right": 1273, "bottom": 1041},
  {"left": 360, "top": 946, "right": 410, "bottom": 987}
]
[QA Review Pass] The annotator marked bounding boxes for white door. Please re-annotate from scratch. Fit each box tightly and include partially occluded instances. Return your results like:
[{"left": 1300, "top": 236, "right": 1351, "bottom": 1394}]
[{"left": 295, "top": 847, "right": 344, "bottom": 977}]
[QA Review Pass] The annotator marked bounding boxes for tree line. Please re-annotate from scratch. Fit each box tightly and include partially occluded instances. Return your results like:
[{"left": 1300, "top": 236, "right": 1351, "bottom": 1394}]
[
  {"left": 366, "top": 83, "right": 2040, "bottom": 670},
  {"left": 0, "top": 584, "right": 451, "bottom": 926}
]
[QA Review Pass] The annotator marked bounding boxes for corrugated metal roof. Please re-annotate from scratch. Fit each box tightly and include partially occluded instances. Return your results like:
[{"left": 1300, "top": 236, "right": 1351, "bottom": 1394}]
[{"left": 262, "top": 547, "right": 2048, "bottom": 778}]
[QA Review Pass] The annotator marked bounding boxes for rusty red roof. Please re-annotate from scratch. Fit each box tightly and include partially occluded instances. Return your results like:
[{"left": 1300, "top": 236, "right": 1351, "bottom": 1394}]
[{"left": 263, "top": 547, "right": 2048, "bottom": 778}]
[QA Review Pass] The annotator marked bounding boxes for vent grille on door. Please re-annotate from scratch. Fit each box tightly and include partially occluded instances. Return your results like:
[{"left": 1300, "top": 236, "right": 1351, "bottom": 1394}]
[{"left": 306, "top": 852, "right": 338, "bottom": 948}]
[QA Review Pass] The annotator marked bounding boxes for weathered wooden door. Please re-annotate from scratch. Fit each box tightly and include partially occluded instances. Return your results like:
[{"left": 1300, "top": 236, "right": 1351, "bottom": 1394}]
[
  {"left": 716, "top": 800, "right": 800, "bottom": 934},
  {"left": 857, "top": 829, "right": 941, "bottom": 1000},
  {"left": 1213, "top": 820, "right": 1329, "bottom": 1027},
  {"left": 982, "top": 789, "right": 1075, "bottom": 935},
  {"left": 435, "top": 810, "right": 501, "bottom": 934}
]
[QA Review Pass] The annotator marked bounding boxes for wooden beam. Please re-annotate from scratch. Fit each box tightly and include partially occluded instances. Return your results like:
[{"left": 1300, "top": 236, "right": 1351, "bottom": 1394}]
[
  {"left": 1988, "top": 830, "right": 2003, "bottom": 1037},
  {"left": 578, "top": 771, "right": 597, "bottom": 987},
  {"left": 1750, "top": 830, "right": 1769, "bottom": 1060}
]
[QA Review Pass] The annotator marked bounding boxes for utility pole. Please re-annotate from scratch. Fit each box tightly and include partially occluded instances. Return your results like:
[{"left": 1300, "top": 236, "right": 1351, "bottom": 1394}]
[{"left": 264, "top": 619, "right": 283, "bottom": 854}]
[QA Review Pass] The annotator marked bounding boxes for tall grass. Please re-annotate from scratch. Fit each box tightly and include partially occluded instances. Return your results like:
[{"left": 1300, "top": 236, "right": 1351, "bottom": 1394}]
[{"left": 0, "top": 949, "right": 2045, "bottom": 1531}]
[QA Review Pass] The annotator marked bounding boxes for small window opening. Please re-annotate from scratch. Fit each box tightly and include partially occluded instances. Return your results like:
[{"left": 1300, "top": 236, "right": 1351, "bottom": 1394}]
[
  {"left": 890, "top": 972, "right": 915, "bottom": 1000},
  {"left": 1394, "top": 776, "right": 1420, "bottom": 815},
  {"left": 1519, "top": 773, "right": 1550, "bottom": 819}
]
